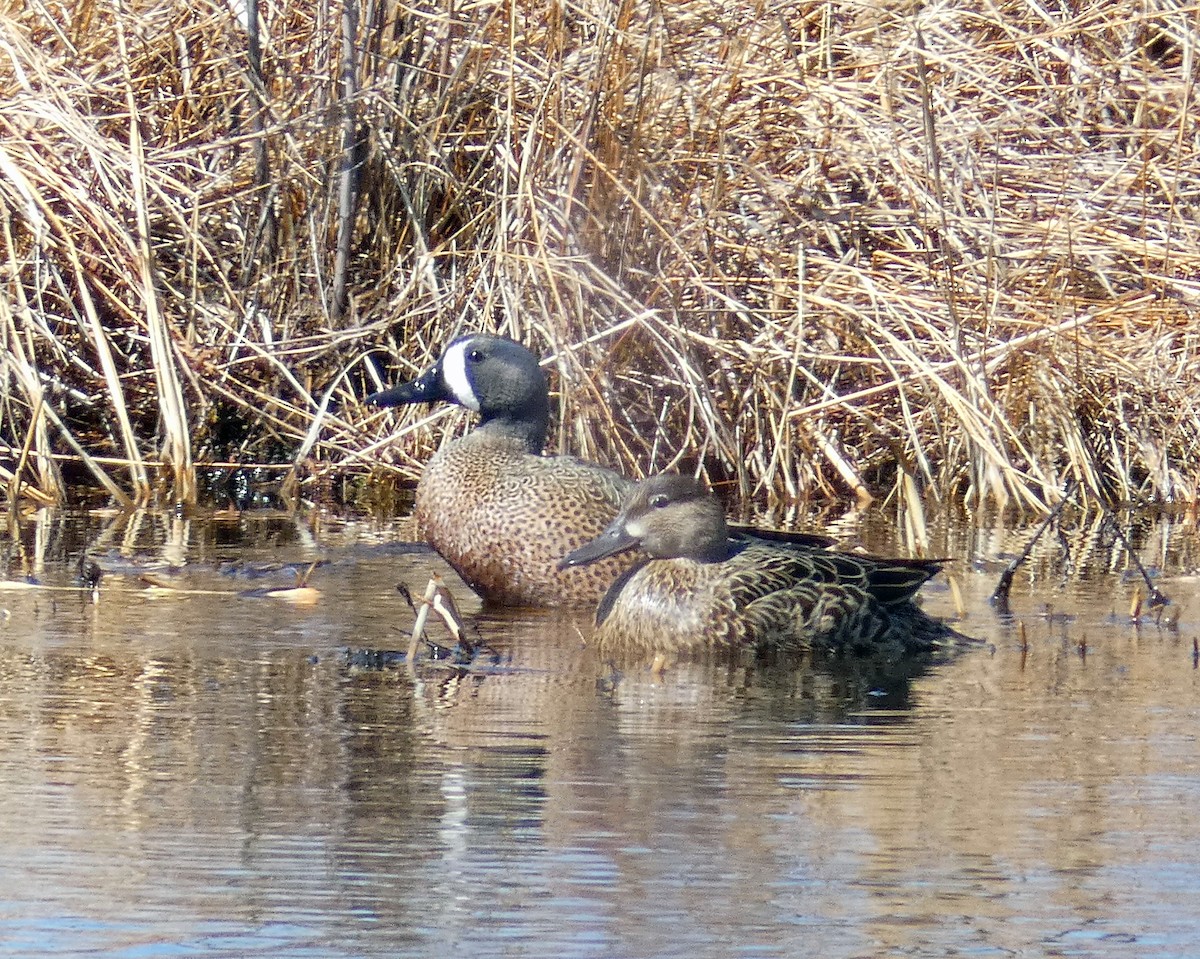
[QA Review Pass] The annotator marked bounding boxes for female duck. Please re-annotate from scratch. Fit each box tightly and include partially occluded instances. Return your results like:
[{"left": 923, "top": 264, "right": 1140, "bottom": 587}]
[
  {"left": 368, "top": 333, "right": 633, "bottom": 607},
  {"left": 559, "top": 474, "right": 957, "bottom": 658}
]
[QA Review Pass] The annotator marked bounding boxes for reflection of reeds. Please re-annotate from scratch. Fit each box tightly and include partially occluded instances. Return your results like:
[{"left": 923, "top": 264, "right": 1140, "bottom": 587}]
[{"left": 1, "top": 2, "right": 1198, "bottom": 510}]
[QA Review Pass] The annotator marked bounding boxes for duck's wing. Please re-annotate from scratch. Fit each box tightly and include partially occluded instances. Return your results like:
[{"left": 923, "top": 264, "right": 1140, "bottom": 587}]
[
  {"left": 718, "top": 544, "right": 870, "bottom": 649},
  {"left": 854, "top": 555, "right": 945, "bottom": 606},
  {"left": 722, "top": 539, "right": 943, "bottom": 608},
  {"left": 730, "top": 525, "right": 838, "bottom": 550},
  {"left": 730, "top": 528, "right": 945, "bottom": 600},
  {"left": 721, "top": 543, "right": 842, "bottom": 610},
  {"left": 534, "top": 454, "right": 634, "bottom": 513},
  {"left": 725, "top": 546, "right": 950, "bottom": 653}
]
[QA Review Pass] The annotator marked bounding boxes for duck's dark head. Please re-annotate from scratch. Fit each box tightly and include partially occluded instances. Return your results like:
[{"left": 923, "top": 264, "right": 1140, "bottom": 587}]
[
  {"left": 367, "top": 334, "right": 550, "bottom": 452},
  {"left": 558, "top": 473, "right": 730, "bottom": 568}
]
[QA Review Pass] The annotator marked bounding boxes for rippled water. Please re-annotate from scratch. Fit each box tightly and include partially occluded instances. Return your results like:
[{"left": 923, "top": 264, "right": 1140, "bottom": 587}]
[{"left": 0, "top": 507, "right": 1197, "bottom": 958}]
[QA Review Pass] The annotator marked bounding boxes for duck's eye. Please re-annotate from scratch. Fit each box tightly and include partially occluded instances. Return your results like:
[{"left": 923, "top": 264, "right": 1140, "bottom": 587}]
[
  {"left": 467, "top": 349, "right": 483, "bottom": 363},
  {"left": 649, "top": 493, "right": 670, "bottom": 509}
]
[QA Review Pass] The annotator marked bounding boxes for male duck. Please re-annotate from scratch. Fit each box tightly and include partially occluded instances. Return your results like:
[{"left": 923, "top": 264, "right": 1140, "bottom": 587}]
[
  {"left": 368, "top": 333, "right": 634, "bottom": 607},
  {"left": 559, "top": 474, "right": 959, "bottom": 658}
]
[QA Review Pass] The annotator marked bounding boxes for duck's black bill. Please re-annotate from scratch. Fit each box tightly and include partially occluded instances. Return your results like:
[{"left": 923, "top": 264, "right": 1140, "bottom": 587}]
[
  {"left": 366, "top": 364, "right": 444, "bottom": 407},
  {"left": 558, "top": 525, "right": 639, "bottom": 570}
]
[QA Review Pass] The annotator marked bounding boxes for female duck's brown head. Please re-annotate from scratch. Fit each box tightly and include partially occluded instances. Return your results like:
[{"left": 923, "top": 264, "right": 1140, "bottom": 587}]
[{"left": 559, "top": 474, "right": 732, "bottom": 568}]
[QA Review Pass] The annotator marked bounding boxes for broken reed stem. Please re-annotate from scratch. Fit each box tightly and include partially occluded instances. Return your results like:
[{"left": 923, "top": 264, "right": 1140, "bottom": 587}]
[
  {"left": 408, "top": 577, "right": 438, "bottom": 665},
  {"left": 331, "top": 0, "right": 360, "bottom": 321},
  {"left": 1105, "top": 511, "right": 1171, "bottom": 611},
  {"left": 0, "top": 281, "right": 62, "bottom": 502},
  {"left": 0, "top": 448, "right": 298, "bottom": 473},
  {"left": 72, "top": 253, "right": 147, "bottom": 495},
  {"left": 39, "top": 404, "right": 134, "bottom": 509},
  {"left": 7, "top": 394, "right": 45, "bottom": 505}
]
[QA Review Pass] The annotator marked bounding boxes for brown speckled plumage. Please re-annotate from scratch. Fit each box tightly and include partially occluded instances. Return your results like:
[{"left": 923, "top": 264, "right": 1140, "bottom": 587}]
[
  {"left": 369, "top": 334, "right": 634, "bottom": 607},
  {"left": 560, "top": 474, "right": 962, "bottom": 658}
]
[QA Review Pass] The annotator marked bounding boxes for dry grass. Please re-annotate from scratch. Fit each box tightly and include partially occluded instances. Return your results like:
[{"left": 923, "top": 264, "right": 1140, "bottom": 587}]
[{"left": 2, "top": 0, "right": 1199, "bottom": 515}]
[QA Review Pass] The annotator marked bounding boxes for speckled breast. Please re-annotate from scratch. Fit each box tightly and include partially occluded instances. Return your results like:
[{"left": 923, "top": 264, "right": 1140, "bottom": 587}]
[{"left": 413, "top": 433, "right": 635, "bottom": 608}]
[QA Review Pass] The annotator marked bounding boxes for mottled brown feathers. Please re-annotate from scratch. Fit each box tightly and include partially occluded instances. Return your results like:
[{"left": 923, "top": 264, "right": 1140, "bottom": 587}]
[
  {"left": 562, "top": 474, "right": 960, "bottom": 658},
  {"left": 593, "top": 541, "right": 953, "bottom": 658},
  {"left": 416, "top": 430, "right": 634, "bottom": 606},
  {"left": 369, "top": 334, "right": 637, "bottom": 607}
]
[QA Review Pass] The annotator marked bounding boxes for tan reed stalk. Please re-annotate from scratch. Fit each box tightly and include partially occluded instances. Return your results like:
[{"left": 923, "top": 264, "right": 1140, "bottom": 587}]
[
  {"left": 0, "top": 259, "right": 63, "bottom": 503},
  {"left": 37, "top": 402, "right": 134, "bottom": 509},
  {"left": 112, "top": 0, "right": 194, "bottom": 504}
]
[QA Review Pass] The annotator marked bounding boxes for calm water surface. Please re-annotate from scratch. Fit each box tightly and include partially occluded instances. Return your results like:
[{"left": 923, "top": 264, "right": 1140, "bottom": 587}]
[{"left": 0, "top": 507, "right": 1198, "bottom": 958}]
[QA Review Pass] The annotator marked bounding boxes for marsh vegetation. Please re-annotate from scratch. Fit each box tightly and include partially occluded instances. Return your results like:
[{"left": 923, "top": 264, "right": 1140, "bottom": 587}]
[{"left": 2, "top": 0, "right": 1198, "bottom": 516}]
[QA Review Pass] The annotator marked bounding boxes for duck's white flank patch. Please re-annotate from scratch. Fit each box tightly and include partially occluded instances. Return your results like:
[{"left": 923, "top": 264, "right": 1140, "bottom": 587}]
[{"left": 442, "top": 341, "right": 480, "bottom": 411}]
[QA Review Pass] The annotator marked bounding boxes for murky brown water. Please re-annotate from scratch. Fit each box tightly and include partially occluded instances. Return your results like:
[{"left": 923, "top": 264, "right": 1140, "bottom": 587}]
[{"left": 1, "top": 507, "right": 1198, "bottom": 958}]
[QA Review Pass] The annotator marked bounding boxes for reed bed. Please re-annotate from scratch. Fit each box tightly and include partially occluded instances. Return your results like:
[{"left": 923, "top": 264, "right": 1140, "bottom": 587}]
[{"left": 1, "top": 0, "right": 1198, "bottom": 514}]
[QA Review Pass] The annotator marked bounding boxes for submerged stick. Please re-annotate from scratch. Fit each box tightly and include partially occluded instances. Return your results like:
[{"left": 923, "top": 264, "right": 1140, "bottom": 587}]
[
  {"left": 407, "top": 578, "right": 438, "bottom": 664},
  {"left": 991, "top": 485, "right": 1074, "bottom": 611},
  {"left": 407, "top": 575, "right": 467, "bottom": 666},
  {"left": 1100, "top": 507, "right": 1170, "bottom": 613}
]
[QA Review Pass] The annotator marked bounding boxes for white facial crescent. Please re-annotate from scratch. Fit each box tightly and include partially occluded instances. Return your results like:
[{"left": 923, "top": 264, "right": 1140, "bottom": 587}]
[{"left": 441, "top": 341, "right": 481, "bottom": 412}]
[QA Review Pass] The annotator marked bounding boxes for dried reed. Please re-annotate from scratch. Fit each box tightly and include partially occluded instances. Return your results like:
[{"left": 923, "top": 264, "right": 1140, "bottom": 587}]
[{"left": 1, "top": 0, "right": 1198, "bottom": 515}]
